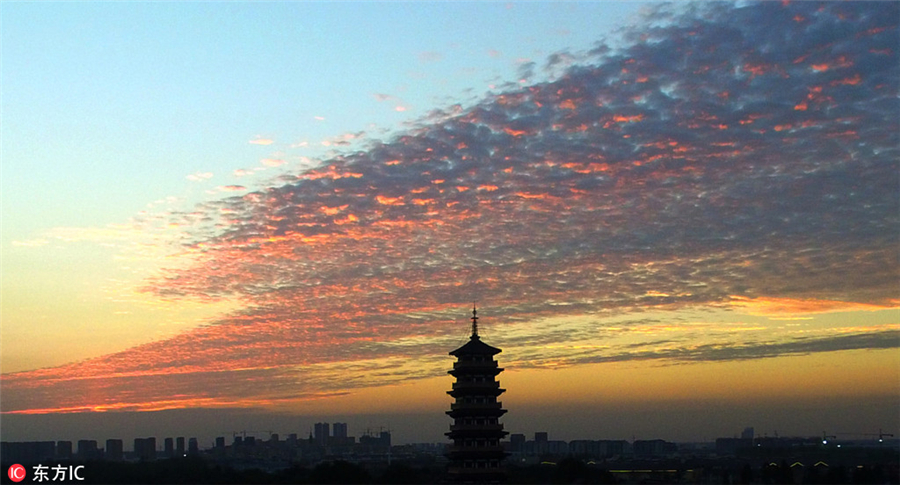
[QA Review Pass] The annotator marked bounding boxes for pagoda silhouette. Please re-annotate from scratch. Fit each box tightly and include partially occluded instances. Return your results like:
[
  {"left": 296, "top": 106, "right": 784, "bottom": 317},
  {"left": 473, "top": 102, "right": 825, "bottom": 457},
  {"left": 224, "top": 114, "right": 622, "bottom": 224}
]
[{"left": 446, "top": 305, "right": 508, "bottom": 482}]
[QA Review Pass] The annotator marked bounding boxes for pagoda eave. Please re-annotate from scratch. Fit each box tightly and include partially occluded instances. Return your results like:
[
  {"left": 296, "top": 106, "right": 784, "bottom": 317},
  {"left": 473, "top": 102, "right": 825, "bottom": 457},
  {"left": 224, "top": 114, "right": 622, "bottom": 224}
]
[
  {"left": 448, "top": 368, "right": 503, "bottom": 378},
  {"left": 447, "top": 389, "right": 505, "bottom": 398}
]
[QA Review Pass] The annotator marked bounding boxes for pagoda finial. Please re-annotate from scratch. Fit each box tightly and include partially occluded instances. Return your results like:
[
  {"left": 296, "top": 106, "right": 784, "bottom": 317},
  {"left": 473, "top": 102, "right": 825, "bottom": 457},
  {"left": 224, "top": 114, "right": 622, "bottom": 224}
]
[{"left": 471, "top": 302, "right": 479, "bottom": 338}]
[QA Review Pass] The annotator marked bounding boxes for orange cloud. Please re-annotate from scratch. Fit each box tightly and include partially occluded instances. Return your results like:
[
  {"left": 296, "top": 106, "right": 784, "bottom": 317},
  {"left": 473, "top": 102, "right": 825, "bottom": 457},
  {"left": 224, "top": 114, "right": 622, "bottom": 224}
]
[
  {"left": 5, "top": 1, "right": 898, "bottom": 417},
  {"left": 728, "top": 296, "right": 898, "bottom": 316}
]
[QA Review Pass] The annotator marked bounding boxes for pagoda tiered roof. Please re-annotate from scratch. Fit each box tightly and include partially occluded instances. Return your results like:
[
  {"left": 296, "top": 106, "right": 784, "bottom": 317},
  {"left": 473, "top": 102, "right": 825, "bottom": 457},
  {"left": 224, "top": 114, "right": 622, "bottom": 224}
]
[{"left": 449, "top": 335, "right": 502, "bottom": 356}]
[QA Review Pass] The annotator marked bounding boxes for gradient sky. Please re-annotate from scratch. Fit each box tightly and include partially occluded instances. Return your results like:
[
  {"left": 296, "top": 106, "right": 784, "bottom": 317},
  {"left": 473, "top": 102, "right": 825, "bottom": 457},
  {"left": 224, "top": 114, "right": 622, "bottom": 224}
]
[{"left": 1, "top": 2, "right": 898, "bottom": 445}]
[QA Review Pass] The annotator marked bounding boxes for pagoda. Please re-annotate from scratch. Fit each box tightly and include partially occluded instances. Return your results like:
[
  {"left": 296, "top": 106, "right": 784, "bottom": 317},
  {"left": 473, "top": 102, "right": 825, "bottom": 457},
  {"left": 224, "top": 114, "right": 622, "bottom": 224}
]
[{"left": 446, "top": 305, "right": 508, "bottom": 482}]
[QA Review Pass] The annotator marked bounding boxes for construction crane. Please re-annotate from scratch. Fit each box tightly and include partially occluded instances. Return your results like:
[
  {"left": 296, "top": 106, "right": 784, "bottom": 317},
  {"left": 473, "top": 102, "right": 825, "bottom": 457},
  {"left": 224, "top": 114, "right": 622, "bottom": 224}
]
[{"left": 836, "top": 429, "right": 895, "bottom": 443}]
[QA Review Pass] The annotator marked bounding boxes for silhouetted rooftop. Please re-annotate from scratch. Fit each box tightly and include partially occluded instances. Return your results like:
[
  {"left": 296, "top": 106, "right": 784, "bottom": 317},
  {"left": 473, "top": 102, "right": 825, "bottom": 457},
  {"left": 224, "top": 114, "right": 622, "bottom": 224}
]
[{"left": 449, "top": 335, "right": 502, "bottom": 356}]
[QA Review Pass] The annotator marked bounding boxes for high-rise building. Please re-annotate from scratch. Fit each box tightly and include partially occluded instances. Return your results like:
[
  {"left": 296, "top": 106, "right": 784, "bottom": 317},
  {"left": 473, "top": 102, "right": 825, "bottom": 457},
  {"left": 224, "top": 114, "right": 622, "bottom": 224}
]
[
  {"left": 176, "top": 437, "right": 185, "bottom": 456},
  {"left": 56, "top": 441, "right": 73, "bottom": 460},
  {"left": 446, "top": 305, "right": 508, "bottom": 482},
  {"left": 534, "top": 432, "right": 549, "bottom": 454},
  {"left": 77, "top": 440, "right": 99, "bottom": 460},
  {"left": 359, "top": 430, "right": 391, "bottom": 453},
  {"left": 133, "top": 438, "right": 156, "bottom": 461},
  {"left": 106, "top": 439, "right": 124, "bottom": 461},
  {"left": 146, "top": 437, "right": 157, "bottom": 460},
  {"left": 188, "top": 438, "right": 199, "bottom": 455},
  {"left": 314, "top": 422, "right": 330, "bottom": 445},
  {"left": 742, "top": 427, "right": 755, "bottom": 440},
  {"left": 164, "top": 437, "right": 175, "bottom": 458},
  {"left": 333, "top": 422, "right": 348, "bottom": 439},
  {"left": 509, "top": 434, "right": 525, "bottom": 456}
]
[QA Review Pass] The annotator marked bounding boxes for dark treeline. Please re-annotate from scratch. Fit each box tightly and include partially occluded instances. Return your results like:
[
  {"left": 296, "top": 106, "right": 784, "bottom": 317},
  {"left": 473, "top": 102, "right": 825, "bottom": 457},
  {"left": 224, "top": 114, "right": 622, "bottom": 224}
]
[
  {"left": 0, "top": 458, "right": 607, "bottom": 484},
  {"left": 0, "top": 458, "right": 434, "bottom": 484},
  {"left": 2, "top": 455, "right": 898, "bottom": 484}
]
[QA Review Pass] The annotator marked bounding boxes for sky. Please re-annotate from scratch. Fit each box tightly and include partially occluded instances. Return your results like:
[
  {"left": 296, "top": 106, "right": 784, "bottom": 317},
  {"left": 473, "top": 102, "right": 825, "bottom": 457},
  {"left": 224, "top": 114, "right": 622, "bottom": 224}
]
[{"left": 1, "top": 2, "right": 898, "bottom": 446}]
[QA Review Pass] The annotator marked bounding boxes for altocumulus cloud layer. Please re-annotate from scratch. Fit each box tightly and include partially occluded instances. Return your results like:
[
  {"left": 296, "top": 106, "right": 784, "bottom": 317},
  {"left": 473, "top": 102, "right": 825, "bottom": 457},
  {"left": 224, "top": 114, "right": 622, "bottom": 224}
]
[{"left": 3, "top": 2, "right": 898, "bottom": 413}]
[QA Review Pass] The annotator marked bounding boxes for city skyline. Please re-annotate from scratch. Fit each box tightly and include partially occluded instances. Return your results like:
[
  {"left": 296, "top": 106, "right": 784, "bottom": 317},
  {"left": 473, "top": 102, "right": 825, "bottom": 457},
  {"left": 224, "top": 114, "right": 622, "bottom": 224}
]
[
  {"left": 6, "top": 419, "right": 896, "bottom": 455},
  {"left": 5, "top": 426, "right": 896, "bottom": 485},
  {"left": 1, "top": 2, "right": 898, "bottom": 445}
]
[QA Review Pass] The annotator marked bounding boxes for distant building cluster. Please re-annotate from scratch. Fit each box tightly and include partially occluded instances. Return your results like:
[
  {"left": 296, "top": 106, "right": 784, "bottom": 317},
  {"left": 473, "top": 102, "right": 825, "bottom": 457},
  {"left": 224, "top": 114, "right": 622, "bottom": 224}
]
[
  {"left": 0, "top": 422, "right": 393, "bottom": 468},
  {"left": 211, "top": 423, "right": 393, "bottom": 469},
  {"left": 507, "top": 432, "right": 677, "bottom": 462},
  {"left": 1, "top": 435, "right": 204, "bottom": 465}
]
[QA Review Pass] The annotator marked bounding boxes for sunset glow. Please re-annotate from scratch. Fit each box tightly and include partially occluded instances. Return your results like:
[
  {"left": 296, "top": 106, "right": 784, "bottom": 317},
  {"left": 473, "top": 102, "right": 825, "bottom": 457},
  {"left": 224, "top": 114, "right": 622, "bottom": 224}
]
[{"left": 1, "top": 1, "right": 897, "bottom": 443}]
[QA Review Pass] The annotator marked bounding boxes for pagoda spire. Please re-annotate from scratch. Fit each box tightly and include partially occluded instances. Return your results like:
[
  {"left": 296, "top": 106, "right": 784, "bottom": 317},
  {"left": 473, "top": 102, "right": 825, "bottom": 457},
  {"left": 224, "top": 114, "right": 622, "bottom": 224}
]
[{"left": 471, "top": 302, "right": 478, "bottom": 338}]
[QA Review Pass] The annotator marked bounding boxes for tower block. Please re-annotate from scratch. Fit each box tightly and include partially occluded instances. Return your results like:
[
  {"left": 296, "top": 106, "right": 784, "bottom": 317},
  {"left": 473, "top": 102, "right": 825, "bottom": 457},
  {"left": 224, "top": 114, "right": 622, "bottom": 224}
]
[{"left": 446, "top": 306, "right": 508, "bottom": 482}]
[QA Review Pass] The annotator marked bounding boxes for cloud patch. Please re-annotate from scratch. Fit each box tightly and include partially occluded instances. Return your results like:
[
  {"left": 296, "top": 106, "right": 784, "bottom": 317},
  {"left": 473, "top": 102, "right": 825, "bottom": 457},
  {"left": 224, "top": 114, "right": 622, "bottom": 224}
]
[
  {"left": 185, "top": 171, "right": 213, "bottom": 182},
  {"left": 2, "top": 2, "right": 897, "bottom": 414},
  {"left": 248, "top": 137, "right": 274, "bottom": 146}
]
